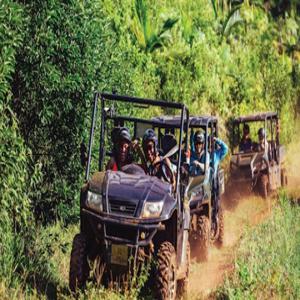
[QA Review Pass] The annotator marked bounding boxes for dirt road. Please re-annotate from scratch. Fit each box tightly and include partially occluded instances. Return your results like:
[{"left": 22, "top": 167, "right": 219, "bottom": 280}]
[{"left": 188, "top": 196, "right": 270, "bottom": 299}]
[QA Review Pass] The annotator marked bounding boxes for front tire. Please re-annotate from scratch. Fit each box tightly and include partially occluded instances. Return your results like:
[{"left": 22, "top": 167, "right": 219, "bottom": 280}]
[
  {"left": 177, "top": 241, "right": 190, "bottom": 299},
  {"left": 215, "top": 207, "right": 224, "bottom": 248},
  {"left": 197, "top": 215, "right": 210, "bottom": 262},
  {"left": 155, "top": 241, "right": 177, "bottom": 300},
  {"left": 259, "top": 174, "right": 268, "bottom": 199},
  {"left": 69, "top": 233, "right": 90, "bottom": 293}
]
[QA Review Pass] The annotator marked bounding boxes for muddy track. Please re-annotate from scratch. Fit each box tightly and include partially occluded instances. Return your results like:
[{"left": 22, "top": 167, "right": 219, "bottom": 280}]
[{"left": 188, "top": 195, "right": 271, "bottom": 299}]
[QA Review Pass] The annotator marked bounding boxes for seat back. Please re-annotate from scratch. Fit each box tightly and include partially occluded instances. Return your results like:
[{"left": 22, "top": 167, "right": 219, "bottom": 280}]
[{"left": 161, "top": 134, "right": 177, "bottom": 158}]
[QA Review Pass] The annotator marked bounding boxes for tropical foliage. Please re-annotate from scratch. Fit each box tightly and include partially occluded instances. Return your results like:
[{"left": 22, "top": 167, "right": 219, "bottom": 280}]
[{"left": 0, "top": 0, "right": 299, "bottom": 297}]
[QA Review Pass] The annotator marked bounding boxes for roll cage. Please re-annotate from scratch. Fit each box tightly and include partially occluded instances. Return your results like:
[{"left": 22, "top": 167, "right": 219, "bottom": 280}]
[
  {"left": 85, "top": 92, "right": 189, "bottom": 197},
  {"left": 231, "top": 111, "right": 280, "bottom": 162}
]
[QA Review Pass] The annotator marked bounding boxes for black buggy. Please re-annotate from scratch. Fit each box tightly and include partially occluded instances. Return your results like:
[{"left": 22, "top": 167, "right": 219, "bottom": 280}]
[
  {"left": 152, "top": 116, "right": 225, "bottom": 261},
  {"left": 69, "top": 93, "right": 191, "bottom": 299},
  {"left": 228, "top": 112, "right": 287, "bottom": 199}
]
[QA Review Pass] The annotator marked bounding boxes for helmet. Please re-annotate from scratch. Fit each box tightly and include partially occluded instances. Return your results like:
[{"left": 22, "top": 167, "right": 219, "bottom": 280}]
[
  {"left": 118, "top": 127, "right": 131, "bottom": 143},
  {"left": 111, "top": 127, "right": 131, "bottom": 154},
  {"left": 194, "top": 131, "right": 205, "bottom": 144},
  {"left": 142, "top": 129, "right": 158, "bottom": 152},
  {"left": 258, "top": 127, "right": 265, "bottom": 139}
]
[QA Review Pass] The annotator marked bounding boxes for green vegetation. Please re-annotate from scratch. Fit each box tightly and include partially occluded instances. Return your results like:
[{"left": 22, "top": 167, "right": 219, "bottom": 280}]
[
  {"left": 216, "top": 194, "right": 300, "bottom": 299},
  {"left": 0, "top": 0, "right": 299, "bottom": 298}
]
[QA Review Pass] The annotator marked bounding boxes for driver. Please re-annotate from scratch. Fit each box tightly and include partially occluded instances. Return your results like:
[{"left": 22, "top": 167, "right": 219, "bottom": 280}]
[
  {"left": 106, "top": 127, "right": 132, "bottom": 171},
  {"left": 239, "top": 124, "right": 252, "bottom": 152},
  {"left": 142, "top": 129, "right": 175, "bottom": 187}
]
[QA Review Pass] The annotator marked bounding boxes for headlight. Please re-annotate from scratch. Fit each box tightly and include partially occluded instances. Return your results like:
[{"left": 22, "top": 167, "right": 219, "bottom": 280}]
[
  {"left": 141, "top": 201, "right": 163, "bottom": 218},
  {"left": 86, "top": 191, "right": 103, "bottom": 213}
]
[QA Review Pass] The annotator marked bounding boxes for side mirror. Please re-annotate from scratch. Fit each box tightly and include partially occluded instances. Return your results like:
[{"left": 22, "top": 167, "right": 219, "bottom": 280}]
[{"left": 80, "top": 142, "right": 87, "bottom": 167}]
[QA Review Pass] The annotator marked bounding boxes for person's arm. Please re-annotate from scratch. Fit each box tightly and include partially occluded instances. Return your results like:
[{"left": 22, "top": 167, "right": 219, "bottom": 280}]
[
  {"left": 189, "top": 153, "right": 207, "bottom": 174},
  {"left": 165, "top": 157, "right": 176, "bottom": 189},
  {"left": 214, "top": 138, "right": 228, "bottom": 161},
  {"left": 189, "top": 154, "right": 199, "bottom": 175},
  {"left": 131, "top": 139, "right": 147, "bottom": 169}
]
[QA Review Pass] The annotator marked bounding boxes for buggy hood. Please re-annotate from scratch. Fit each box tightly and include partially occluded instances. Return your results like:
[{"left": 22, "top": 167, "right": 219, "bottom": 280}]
[{"left": 89, "top": 170, "right": 174, "bottom": 203}]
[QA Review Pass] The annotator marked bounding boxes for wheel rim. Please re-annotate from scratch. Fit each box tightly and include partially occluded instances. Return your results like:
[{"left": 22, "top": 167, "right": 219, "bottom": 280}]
[{"left": 168, "top": 263, "right": 176, "bottom": 299}]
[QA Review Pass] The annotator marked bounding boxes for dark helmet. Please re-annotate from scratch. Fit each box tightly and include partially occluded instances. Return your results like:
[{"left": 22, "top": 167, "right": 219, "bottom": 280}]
[
  {"left": 142, "top": 129, "right": 158, "bottom": 152},
  {"left": 111, "top": 127, "right": 131, "bottom": 153},
  {"left": 258, "top": 127, "right": 265, "bottom": 139},
  {"left": 194, "top": 131, "right": 205, "bottom": 144},
  {"left": 118, "top": 127, "right": 131, "bottom": 143}
]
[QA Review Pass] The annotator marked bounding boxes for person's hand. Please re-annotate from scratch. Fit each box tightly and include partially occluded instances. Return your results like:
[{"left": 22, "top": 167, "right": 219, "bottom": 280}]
[
  {"left": 131, "top": 139, "right": 140, "bottom": 151},
  {"left": 193, "top": 160, "right": 201, "bottom": 166},
  {"left": 193, "top": 160, "right": 204, "bottom": 171}
]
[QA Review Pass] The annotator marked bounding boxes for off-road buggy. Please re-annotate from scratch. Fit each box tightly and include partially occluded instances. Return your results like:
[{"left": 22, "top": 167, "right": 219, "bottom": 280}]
[
  {"left": 228, "top": 112, "right": 287, "bottom": 199},
  {"left": 69, "top": 93, "right": 191, "bottom": 299},
  {"left": 152, "top": 116, "right": 226, "bottom": 261},
  {"left": 187, "top": 117, "right": 225, "bottom": 261}
]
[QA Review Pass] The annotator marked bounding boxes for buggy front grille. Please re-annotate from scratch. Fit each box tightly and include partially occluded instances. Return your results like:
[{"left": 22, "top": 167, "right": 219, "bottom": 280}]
[{"left": 108, "top": 199, "right": 137, "bottom": 216}]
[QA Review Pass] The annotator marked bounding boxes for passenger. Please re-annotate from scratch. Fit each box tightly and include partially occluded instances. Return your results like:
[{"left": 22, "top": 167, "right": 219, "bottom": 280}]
[
  {"left": 211, "top": 136, "right": 228, "bottom": 223},
  {"left": 190, "top": 130, "right": 228, "bottom": 232},
  {"left": 239, "top": 124, "right": 252, "bottom": 152},
  {"left": 212, "top": 136, "right": 228, "bottom": 177},
  {"left": 190, "top": 131, "right": 228, "bottom": 177},
  {"left": 142, "top": 129, "right": 175, "bottom": 186},
  {"left": 106, "top": 127, "right": 132, "bottom": 171},
  {"left": 255, "top": 127, "right": 268, "bottom": 152}
]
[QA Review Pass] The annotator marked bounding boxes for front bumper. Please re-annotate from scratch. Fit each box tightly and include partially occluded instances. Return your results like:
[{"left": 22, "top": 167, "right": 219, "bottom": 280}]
[{"left": 82, "top": 208, "right": 165, "bottom": 247}]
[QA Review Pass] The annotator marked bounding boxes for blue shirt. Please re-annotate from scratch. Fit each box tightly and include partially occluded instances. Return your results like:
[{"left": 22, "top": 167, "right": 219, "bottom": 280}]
[
  {"left": 189, "top": 138, "right": 228, "bottom": 176},
  {"left": 211, "top": 138, "right": 228, "bottom": 176}
]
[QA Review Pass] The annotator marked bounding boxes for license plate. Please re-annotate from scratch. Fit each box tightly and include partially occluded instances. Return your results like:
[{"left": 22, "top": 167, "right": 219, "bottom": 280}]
[{"left": 111, "top": 244, "right": 128, "bottom": 266}]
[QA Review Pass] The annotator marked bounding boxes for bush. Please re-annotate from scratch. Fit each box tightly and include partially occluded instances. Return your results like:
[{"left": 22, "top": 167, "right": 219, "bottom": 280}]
[
  {"left": 0, "top": 0, "right": 299, "bottom": 296},
  {"left": 217, "top": 195, "right": 300, "bottom": 299},
  {"left": 11, "top": 0, "right": 158, "bottom": 223}
]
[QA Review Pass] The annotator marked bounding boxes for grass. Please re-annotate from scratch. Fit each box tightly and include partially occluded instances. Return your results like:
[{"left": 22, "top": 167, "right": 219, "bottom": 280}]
[
  {"left": 0, "top": 222, "right": 130, "bottom": 299},
  {"left": 216, "top": 192, "right": 300, "bottom": 300}
]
